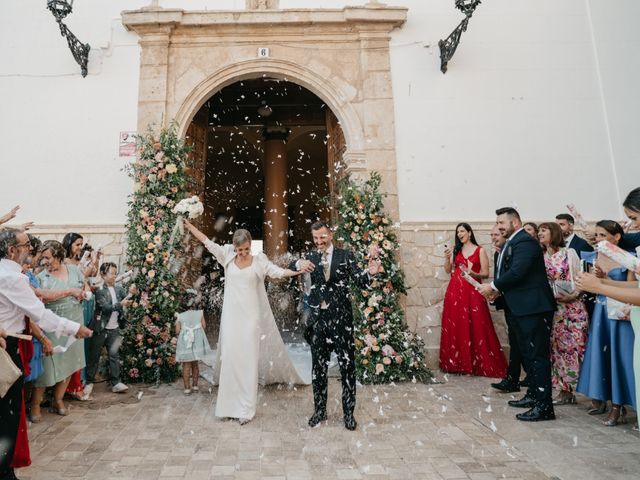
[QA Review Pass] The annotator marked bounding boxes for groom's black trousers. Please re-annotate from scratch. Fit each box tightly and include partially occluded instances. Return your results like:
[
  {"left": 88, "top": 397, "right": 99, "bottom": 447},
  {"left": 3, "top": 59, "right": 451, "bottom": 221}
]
[{"left": 309, "top": 310, "right": 356, "bottom": 418}]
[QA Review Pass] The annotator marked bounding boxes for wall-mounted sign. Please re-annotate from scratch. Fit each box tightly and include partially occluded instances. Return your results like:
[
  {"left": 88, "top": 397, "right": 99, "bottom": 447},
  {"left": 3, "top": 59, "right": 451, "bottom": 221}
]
[
  {"left": 119, "top": 131, "right": 136, "bottom": 157},
  {"left": 257, "top": 47, "right": 270, "bottom": 58}
]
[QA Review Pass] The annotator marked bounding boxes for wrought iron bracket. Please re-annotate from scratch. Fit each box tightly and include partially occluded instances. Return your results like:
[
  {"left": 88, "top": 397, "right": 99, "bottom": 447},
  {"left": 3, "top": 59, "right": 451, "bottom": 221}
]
[
  {"left": 46, "top": 1, "right": 90, "bottom": 77},
  {"left": 438, "top": 0, "right": 481, "bottom": 74}
]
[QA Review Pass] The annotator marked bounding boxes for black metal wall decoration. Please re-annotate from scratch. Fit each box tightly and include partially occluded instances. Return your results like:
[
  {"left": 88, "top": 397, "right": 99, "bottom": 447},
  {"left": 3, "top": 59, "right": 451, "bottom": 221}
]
[
  {"left": 46, "top": 0, "right": 90, "bottom": 77},
  {"left": 438, "top": 0, "right": 481, "bottom": 74}
]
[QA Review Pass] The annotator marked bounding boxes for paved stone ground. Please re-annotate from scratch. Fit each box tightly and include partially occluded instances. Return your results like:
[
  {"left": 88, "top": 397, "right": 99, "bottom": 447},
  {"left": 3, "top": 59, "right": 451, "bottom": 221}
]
[{"left": 18, "top": 375, "right": 640, "bottom": 480}]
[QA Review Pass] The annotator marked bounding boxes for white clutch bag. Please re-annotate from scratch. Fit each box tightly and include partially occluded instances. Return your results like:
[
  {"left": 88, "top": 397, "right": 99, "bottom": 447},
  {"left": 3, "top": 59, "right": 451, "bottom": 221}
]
[{"left": 0, "top": 347, "right": 22, "bottom": 398}]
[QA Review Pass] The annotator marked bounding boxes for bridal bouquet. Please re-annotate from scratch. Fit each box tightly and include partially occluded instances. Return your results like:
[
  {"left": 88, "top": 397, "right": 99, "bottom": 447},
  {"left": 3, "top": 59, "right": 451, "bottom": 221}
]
[
  {"left": 169, "top": 196, "right": 204, "bottom": 246},
  {"left": 173, "top": 195, "right": 204, "bottom": 219}
]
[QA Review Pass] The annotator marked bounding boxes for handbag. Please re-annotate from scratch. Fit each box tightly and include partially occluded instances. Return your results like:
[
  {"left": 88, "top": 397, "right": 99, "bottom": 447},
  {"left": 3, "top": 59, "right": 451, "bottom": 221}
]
[{"left": 0, "top": 346, "right": 22, "bottom": 398}]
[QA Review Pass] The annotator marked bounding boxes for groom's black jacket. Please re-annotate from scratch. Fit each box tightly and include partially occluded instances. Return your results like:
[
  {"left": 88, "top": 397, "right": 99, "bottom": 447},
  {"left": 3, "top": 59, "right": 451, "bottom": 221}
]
[{"left": 291, "top": 248, "right": 370, "bottom": 341}]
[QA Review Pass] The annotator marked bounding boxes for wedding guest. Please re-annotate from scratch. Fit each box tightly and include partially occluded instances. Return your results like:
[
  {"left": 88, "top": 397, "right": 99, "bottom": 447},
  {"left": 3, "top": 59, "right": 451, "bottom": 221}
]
[
  {"left": 489, "top": 224, "right": 528, "bottom": 392},
  {"left": 0, "top": 205, "right": 33, "bottom": 232},
  {"left": 175, "top": 290, "right": 210, "bottom": 395},
  {"left": 537, "top": 222, "right": 588, "bottom": 405},
  {"left": 31, "top": 240, "right": 87, "bottom": 418},
  {"left": 0, "top": 228, "right": 91, "bottom": 480},
  {"left": 62, "top": 233, "right": 99, "bottom": 399},
  {"left": 62, "top": 233, "right": 99, "bottom": 278},
  {"left": 576, "top": 220, "right": 637, "bottom": 426},
  {"left": 523, "top": 222, "right": 539, "bottom": 239},
  {"left": 555, "top": 214, "right": 594, "bottom": 257},
  {"left": 84, "top": 263, "right": 132, "bottom": 397},
  {"left": 478, "top": 208, "right": 556, "bottom": 421},
  {"left": 440, "top": 223, "right": 507, "bottom": 377}
]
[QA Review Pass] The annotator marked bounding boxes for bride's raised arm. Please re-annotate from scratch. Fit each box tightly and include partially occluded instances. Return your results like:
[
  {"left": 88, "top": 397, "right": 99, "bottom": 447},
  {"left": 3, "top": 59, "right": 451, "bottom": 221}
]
[
  {"left": 184, "top": 220, "right": 232, "bottom": 265},
  {"left": 184, "top": 220, "right": 209, "bottom": 244}
]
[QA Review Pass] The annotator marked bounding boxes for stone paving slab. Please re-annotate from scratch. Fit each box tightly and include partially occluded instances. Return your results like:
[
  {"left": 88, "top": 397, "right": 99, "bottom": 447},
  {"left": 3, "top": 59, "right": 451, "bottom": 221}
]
[{"left": 17, "top": 375, "right": 639, "bottom": 480}]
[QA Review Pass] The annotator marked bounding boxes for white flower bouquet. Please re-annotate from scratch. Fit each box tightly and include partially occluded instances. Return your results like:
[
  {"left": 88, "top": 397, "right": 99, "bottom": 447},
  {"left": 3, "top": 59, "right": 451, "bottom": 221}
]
[
  {"left": 169, "top": 196, "right": 204, "bottom": 247},
  {"left": 172, "top": 195, "right": 204, "bottom": 219}
]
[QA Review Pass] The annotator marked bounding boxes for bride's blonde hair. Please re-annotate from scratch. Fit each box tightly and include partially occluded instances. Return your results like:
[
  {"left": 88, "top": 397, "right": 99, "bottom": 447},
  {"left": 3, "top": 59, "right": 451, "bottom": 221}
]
[{"left": 232, "top": 229, "right": 252, "bottom": 247}]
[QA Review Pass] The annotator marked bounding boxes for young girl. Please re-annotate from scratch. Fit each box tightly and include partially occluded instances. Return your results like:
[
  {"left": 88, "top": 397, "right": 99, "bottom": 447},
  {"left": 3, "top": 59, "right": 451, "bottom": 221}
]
[{"left": 175, "top": 290, "right": 210, "bottom": 394}]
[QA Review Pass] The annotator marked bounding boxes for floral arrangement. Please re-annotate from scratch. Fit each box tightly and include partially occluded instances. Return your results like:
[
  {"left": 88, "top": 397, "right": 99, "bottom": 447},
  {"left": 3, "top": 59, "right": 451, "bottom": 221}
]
[
  {"left": 120, "top": 124, "right": 192, "bottom": 384},
  {"left": 173, "top": 196, "right": 204, "bottom": 219},
  {"left": 335, "top": 172, "right": 431, "bottom": 383}
]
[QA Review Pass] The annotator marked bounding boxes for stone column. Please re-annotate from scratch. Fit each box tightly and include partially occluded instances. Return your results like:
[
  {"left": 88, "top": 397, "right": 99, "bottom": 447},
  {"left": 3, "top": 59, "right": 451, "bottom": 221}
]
[
  {"left": 263, "top": 127, "right": 289, "bottom": 257},
  {"left": 136, "top": 26, "right": 173, "bottom": 133}
]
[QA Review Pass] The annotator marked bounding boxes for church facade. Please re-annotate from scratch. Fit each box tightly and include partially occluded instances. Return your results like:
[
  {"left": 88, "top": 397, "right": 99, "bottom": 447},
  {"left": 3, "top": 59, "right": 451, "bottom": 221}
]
[{"left": 1, "top": 0, "right": 638, "bottom": 364}]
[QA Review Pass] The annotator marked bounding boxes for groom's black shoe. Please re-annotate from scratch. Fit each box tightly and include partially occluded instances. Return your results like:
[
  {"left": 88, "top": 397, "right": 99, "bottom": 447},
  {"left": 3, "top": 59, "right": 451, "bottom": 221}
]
[
  {"left": 508, "top": 396, "right": 535, "bottom": 409},
  {"left": 344, "top": 415, "right": 357, "bottom": 431},
  {"left": 516, "top": 406, "right": 555, "bottom": 422},
  {"left": 308, "top": 411, "right": 327, "bottom": 427},
  {"left": 490, "top": 379, "right": 520, "bottom": 393}
]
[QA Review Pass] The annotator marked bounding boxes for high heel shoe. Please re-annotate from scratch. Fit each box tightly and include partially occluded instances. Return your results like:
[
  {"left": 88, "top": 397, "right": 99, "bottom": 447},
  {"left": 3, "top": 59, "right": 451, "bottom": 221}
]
[
  {"left": 587, "top": 400, "right": 607, "bottom": 415},
  {"left": 49, "top": 402, "right": 68, "bottom": 416},
  {"left": 602, "top": 405, "right": 627, "bottom": 426},
  {"left": 552, "top": 391, "right": 577, "bottom": 405}
]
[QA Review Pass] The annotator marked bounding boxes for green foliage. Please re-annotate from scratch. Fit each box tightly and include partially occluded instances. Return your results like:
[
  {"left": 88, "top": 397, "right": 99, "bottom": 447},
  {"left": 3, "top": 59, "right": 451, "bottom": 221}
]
[
  {"left": 120, "top": 124, "right": 191, "bottom": 384},
  {"left": 335, "top": 173, "right": 431, "bottom": 384}
]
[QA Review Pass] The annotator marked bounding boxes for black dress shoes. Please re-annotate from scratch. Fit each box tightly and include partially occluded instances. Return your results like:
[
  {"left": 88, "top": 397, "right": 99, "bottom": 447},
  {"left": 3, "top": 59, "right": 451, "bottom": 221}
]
[
  {"left": 308, "top": 411, "right": 327, "bottom": 427},
  {"left": 516, "top": 406, "right": 555, "bottom": 422},
  {"left": 344, "top": 415, "right": 357, "bottom": 431},
  {"left": 508, "top": 397, "right": 535, "bottom": 408},
  {"left": 491, "top": 379, "right": 520, "bottom": 393},
  {"left": 0, "top": 469, "right": 20, "bottom": 480}
]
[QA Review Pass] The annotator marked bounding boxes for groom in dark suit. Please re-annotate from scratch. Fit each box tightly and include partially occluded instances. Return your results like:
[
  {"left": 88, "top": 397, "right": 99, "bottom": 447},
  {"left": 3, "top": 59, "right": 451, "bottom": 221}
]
[
  {"left": 478, "top": 208, "right": 556, "bottom": 421},
  {"left": 293, "top": 222, "right": 379, "bottom": 431}
]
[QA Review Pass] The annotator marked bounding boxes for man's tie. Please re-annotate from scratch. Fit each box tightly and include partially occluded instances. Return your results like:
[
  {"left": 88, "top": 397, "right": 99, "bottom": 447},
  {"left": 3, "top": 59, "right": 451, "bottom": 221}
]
[
  {"left": 496, "top": 241, "right": 509, "bottom": 279},
  {"left": 322, "top": 250, "right": 330, "bottom": 282}
]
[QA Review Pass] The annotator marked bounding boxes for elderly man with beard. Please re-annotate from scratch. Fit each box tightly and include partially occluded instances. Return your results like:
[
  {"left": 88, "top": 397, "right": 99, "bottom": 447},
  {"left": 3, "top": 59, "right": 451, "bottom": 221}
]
[{"left": 0, "top": 228, "right": 92, "bottom": 480}]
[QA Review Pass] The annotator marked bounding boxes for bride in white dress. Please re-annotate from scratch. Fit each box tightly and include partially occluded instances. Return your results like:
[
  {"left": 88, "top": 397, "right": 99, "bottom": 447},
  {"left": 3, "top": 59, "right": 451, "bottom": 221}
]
[{"left": 184, "top": 221, "right": 308, "bottom": 424}]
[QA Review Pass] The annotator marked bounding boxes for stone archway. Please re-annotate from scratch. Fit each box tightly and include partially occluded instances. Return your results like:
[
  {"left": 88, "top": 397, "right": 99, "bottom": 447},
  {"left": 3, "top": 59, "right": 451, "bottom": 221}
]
[{"left": 122, "top": 3, "right": 407, "bottom": 218}]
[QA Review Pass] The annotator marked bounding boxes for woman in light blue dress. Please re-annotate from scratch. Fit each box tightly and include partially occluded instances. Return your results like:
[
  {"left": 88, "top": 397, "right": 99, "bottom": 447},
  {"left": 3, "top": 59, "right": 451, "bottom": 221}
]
[
  {"left": 175, "top": 291, "right": 210, "bottom": 394},
  {"left": 576, "top": 221, "right": 636, "bottom": 426},
  {"left": 576, "top": 188, "right": 640, "bottom": 431}
]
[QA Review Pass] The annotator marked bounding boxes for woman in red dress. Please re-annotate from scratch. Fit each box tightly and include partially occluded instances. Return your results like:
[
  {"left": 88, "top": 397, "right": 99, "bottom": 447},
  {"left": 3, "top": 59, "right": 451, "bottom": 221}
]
[{"left": 439, "top": 223, "right": 507, "bottom": 377}]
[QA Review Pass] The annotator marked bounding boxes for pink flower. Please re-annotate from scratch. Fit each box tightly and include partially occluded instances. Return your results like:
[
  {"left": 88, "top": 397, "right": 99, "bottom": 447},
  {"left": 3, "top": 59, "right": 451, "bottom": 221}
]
[
  {"left": 381, "top": 345, "right": 396, "bottom": 357},
  {"left": 395, "top": 355, "right": 403, "bottom": 364},
  {"left": 383, "top": 357, "right": 391, "bottom": 365},
  {"left": 136, "top": 334, "right": 144, "bottom": 341},
  {"left": 144, "top": 358, "right": 153, "bottom": 367},
  {"left": 375, "top": 363, "right": 385, "bottom": 375},
  {"left": 128, "top": 368, "right": 139, "bottom": 378}
]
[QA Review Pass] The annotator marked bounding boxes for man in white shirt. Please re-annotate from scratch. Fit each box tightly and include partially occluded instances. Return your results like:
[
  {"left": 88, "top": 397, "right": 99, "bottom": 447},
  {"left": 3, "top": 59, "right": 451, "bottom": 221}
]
[{"left": 0, "top": 228, "right": 92, "bottom": 480}]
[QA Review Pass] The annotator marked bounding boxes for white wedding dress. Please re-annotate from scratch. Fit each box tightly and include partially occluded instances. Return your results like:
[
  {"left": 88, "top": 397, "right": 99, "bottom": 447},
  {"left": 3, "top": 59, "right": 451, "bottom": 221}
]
[{"left": 204, "top": 240, "right": 309, "bottom": 420}]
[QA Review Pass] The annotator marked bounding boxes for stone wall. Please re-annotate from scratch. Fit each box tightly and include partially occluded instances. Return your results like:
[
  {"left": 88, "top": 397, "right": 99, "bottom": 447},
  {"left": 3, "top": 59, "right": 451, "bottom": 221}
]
[{"left": 29, "top": 225, "right": 127, "bottom": 272}]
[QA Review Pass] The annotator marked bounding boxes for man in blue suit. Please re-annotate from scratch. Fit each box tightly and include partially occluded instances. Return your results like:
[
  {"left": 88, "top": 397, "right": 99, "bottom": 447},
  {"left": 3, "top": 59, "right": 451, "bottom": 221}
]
[
  {"left": 555, "top": 213, "right": 593, "bottom": 257},
  {"left": 478, "top": 208, "right": 556, "bottom": 421}
]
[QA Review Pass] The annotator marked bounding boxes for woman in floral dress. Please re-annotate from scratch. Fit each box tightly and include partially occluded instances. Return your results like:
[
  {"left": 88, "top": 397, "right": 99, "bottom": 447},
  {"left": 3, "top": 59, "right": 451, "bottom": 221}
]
[{"left": 538, "top": 222, "right": 588, "bottom": 405}]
